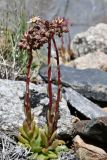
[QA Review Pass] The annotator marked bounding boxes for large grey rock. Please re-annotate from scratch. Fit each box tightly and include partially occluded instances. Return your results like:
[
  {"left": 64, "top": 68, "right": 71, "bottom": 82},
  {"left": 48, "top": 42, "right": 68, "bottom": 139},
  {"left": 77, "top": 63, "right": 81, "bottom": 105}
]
[
  {"left": 74, "top": 117, "right": 107, "bottom": 144},
  {"left": 39, "top": 65, "right": 107, "bottom": 102},
  {"left": 0, "top": 79, "right": 72, "bottom": 139},
  {"left": 69, "top": 52, "right": 107, "bottom": 71},
  {"left": 72, "top": 23, "right": 107, "bottom": 57},
  {"left": 0, "top": 79, "right": 47, "bottom": 131},
  {"left": 64, "top": 88, "right": 107, "bottom": 119}
]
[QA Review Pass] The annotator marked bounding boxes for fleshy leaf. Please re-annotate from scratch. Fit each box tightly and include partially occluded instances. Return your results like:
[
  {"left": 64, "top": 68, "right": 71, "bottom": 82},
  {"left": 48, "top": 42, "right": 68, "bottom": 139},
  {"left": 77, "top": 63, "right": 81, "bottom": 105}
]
[
  {"left": 23, "top": 120, "right": 30, "bottom": 133},
  {"left": 49, "top": 140, "right": 59, "bottom": 150},
  {"left": 42, "top": 148, "right": 49, "bottom": 154},
  {"left": 49, "top": 130, "right": 57, "bottom": 144},
  {"left": 48, "top": 151, "right": 58, "bottom": 159},
  {"left": 40, "top": 129, "right": 48, "bottom": 147},
  {"left": 30, "top": 125, "right": 39, "bottom": 142},
  {"left": 43, "top": 124, "right": 49, "bottom": 137},
  {"left": 28, "top": 153, "right": 38, "bottom": 159},
  {"left": 28, "top": 121, "right": 36, "bottom": 138},
  {"left": 30, "top": 132, "right": 41, "bottom": 148},
  {"left": 36, "top": 154, "right": 49, "bottom": 160},
  {"left": 31, "top": 146, "right": 42, "bottom": 153},
  {"left": 55, "top": 145, "right": 69, "bottom": 153},
  {"left": 18, "top": 134, "right": 29, "bottom": 144},
  {"left": 19, "top": 126, "right": 29, "bottom": 139}
]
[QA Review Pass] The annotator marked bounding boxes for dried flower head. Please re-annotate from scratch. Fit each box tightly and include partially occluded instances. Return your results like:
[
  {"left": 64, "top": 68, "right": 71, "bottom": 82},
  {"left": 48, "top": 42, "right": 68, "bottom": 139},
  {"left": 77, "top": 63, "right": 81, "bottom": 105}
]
[
  {"left": 27, "top": 16, "right": 41, "bottom": 23},
  {"left": 18, "top": 17, "right": 69, "bottom": 51}
]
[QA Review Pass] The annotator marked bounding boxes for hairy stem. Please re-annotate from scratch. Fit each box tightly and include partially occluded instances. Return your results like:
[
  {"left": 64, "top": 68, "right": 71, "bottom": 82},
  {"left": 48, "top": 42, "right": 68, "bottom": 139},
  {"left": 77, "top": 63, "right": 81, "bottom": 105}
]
[
  {"left": 24, "top": 47, "right": 33, "bottom": 127},
  {"left": 68, "top": 29, "right": 71, "bottom": 50},
  {"left": 52, "top": 38, "right": 61, "bottom": 114},
  {"left": 48, "top": 39, "right": 53, "bottom": 112},
  {"left": 61, "top": 35, "right": 64, "bottom": 49}
]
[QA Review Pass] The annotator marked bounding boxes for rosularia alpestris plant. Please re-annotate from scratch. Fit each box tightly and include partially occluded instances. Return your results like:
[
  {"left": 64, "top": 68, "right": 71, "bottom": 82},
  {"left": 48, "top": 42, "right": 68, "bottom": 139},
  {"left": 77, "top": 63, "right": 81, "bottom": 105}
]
[{"left": 18, "top": 17, "right": 70, "bottom": 160}]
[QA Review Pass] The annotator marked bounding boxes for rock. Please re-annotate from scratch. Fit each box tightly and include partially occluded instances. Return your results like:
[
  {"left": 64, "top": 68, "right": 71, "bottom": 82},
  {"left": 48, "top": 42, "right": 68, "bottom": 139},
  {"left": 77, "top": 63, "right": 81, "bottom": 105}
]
[
  {"left": 73, "top": 135, "right": 107, "bottom": 160},
  {"left": 0, "top": 79, "right": 47, "bottom": 133},
  {"left": 71, "top": 115, "right": 80, "bottom": 124},
  {"left": 39, "top": 65, "right": 107, "bottom": 102},
  {"left": 35, "top": 95, "right": 73, "bottom": 140},
  {"left": 59, "top": 151, "right": 76, "bottom": 160},
  {"left": 74, "top": 117, "right": 107, "bottom": 144},
  {"left": 72, "top": 23, "right": 107, "bottom": 57},
  {"left": 103, "top": 107, "right": 107, "bottom": 112},
  {"left": 0, "top": 79, "right": 72, "bottom": 139},
  {"left": 57, "top": 97, "right": 73, "bottom": 139},
  {"left": 63, "top": 88, "right": 107, "bottom": 119},
  {"left": 75, "top": 148, "right": 107, "bottom": 160},
  {"left": 0, "top": 131, "right": 29, "bottom": 160},
  {"left": 68, "top": 52, "right": 107, "bottom": 71}
]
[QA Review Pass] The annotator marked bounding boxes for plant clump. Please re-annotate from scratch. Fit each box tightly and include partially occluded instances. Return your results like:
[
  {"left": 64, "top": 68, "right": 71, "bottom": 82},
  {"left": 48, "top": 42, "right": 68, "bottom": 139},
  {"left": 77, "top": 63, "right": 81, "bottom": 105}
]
[{"left": 18, "top": 16, "right": 70, "bottom": 160}]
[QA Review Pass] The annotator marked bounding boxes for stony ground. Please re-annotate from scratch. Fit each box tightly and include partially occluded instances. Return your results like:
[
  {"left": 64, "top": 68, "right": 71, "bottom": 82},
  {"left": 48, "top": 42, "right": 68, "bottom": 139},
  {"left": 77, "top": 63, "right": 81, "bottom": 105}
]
[{"left": 1, "top": 23, "right": 107, "bottom": 159}]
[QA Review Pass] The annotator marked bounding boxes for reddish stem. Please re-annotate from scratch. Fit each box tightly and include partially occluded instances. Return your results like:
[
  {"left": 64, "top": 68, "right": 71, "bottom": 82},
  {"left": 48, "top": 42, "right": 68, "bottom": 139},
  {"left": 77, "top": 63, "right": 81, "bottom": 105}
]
[
  {"left": 52, "top": 38, "right": 61, "bottom": 113},
  {"left": 24, "top": 47, "right": 33, "bottom": 125},
  {"left": 48, "top": 39, "right": 53, "bottom": 111},
  {"left": 68, "top": 30, "right": 71, "bottom": 50},
  {"left": 61, "top": 35, "right": 64, "bottom": 48}
]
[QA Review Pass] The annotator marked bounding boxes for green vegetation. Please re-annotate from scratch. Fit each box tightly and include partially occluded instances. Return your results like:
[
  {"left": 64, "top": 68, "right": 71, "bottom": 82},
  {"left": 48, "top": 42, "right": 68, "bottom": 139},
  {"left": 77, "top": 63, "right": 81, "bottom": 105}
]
[
  {"left": 0, "top": 1, "right": 27, "bottom": 78},
  {"left": 0, "top": 0, "right": 44, "bottom": 79}
]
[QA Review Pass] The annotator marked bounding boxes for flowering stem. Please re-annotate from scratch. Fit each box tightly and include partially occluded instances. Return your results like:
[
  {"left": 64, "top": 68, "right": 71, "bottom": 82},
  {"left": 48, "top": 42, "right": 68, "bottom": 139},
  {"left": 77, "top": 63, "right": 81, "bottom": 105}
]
[
  {"left": 48, "top": 39, "right": 53, "bottom": 112},
  {"left": 68, "top": 29, "right": 71, "bottom": 50},
  {"left": 24, "top": 47, "right": 33, "bottom": 127},
  {"left": 52, "top": 38, "right": 61, "bottom": 114},
  {"left": 61, "top": 35, "right": 64, "bottom": 48}
]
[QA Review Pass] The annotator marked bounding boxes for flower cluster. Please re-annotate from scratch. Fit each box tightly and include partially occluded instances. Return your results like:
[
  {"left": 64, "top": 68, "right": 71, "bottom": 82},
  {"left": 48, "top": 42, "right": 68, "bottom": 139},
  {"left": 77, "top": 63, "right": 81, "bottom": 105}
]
[
  {"left": 18, "top": 17, "right": 69, "bottom": 51},
  {"left": 50, "top": 17, "right": 69, "bottom": 37}
]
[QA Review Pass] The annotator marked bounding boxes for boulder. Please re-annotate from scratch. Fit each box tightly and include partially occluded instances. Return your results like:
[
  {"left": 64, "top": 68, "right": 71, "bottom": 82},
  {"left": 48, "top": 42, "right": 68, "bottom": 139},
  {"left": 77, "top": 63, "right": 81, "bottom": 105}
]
[
  {"left": 73, "top": 135, "right": 107, "bottom": 160},
  {"left": 0, "top": 79, "right": 72, "bottom": 139},
  {"left": 69, "top": 52, "right": 107, "bottom": 71},
  {"left": 0, "top": 79, "right": 47, "bottom": 132},
  {"left": 72, "top": 23, "right": 107, "bottom": 57},
  {"left": 39, "top": 65, "right": 107, "bottom": 102},
  {"left": 74, "top": 117, "right": 107, "bottom": 144},
  {"left": 64, "top": 88, "right": 107, "bottom": 119}
]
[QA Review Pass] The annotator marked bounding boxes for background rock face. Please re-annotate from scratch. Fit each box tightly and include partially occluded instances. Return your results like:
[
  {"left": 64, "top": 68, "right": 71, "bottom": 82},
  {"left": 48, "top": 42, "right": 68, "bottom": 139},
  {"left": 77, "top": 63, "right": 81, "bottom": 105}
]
[
  {"left": 72, "top": 23, "right": 107, "bottom": 57},
  {"left": 69, "top": 52, "right": 107, "bottom": 71},
  {"left": 74, "top": 117, "right": 107, "bottom": 144},
  {"left": 1, "top": 0, "right": 107, "bottom": 38}
]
